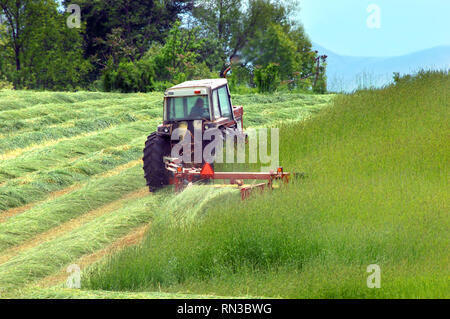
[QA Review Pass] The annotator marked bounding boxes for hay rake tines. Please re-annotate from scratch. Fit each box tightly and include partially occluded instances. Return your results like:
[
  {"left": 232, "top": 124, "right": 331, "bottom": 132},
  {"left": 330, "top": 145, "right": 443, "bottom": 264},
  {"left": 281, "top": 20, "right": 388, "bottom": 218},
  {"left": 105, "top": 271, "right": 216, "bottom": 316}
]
[{"left": 165, "top": 158, "right": 291, "bottom": 200}]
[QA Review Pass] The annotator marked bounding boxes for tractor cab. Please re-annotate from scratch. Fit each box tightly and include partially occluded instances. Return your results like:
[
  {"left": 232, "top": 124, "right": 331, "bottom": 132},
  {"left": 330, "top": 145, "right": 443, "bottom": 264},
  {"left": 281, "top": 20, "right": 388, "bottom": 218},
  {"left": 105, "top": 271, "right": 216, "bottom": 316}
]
[
  {"left": 142, "top": 78, "right": 291, "bottom": 195},
  {"left": 157, "top": 79, "right": 243, "bottom": 135},
  {"left": 144, "top": 79, "right": 244, "bottom": 191}
]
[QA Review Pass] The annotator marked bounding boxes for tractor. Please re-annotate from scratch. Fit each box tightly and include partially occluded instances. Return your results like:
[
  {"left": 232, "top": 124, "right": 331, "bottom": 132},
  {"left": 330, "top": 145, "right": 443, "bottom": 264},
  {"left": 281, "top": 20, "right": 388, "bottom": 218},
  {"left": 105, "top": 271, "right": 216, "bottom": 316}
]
[
  {"left": 142, "top": 78, "right": 291, "bottom": 198},
  {"left": 142, "top": 79, "right": 244, "bottom": 191}
]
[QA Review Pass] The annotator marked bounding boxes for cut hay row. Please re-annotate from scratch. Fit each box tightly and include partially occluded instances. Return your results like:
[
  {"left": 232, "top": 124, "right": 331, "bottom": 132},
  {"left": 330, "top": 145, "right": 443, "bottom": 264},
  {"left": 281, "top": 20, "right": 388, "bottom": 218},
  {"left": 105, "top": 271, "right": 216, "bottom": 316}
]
[
  {"left": 0, "top": 114, "right": 158, "bottom": 161},
  {"left": 0, "top": 95, "right": 160, "bottom": 122},
  {"left": 0, "top": 188, "right": 149, "bottom": 265},
  {"left": 232, "top": 92, "right": 331, "bottom": 104},
  {"left": 0, "top": 189, "right": 167, "bottom": 293},
  {"left": 0, "top": 92, "right": 323, "bottom": 135},
  {"left": 0, "top": 139, "right": 145, "bottom": 212},
  {"left": 0, "top": 94, "right": 326, "bottom": 180},
  {"left": 157, "top": 185, "right": 241, "bottom": 228},
  {"left": 0, "top": 95, "right": 162, "bottom": 135},
  {"left": 0, "top": 165, "right": 145, "bottom": 252},
  {"left": 0, "top": 100, "right": 157, "bottom": 134},
  {"left": 0, "top": 90, "right": 134, "bottom": 112},
  {"left": 30, "top": 223, "right": 152, "bottom": 291},
  {"left": 0, "top": 158, "right": 142, "bottom": 222},
  {"left": 0, "top": 111, "right": 152, "bottom": 154},
  {"left": 244, "top": 100, "right": 332, "bottom": 127},
  {"left": 0, "top": 121, "right": 153, "bottom": 180},
  {"left": 0, "top": 185, "right": 79, "bottom": 223},
  {"left": 10, "top": 287, "right": 228, "bottom": 299},
  {"left": 234, "top": 93, "right": 334, "bottom": 128}
]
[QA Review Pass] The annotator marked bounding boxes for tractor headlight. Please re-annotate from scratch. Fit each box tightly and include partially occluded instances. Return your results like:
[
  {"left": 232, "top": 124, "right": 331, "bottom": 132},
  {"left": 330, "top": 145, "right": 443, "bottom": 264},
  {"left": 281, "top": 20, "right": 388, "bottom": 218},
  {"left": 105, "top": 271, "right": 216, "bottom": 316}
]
[
  {"left": 163, "top": 127, "right": 170, "bottom": 133},
  {"left": 204, "top": 125, "right": 209, "bottom": 130}
]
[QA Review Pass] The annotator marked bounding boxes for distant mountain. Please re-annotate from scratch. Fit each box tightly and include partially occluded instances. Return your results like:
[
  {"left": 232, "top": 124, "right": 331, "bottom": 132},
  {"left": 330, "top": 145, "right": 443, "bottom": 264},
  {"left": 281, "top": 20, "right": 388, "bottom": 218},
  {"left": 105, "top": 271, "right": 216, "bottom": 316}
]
[{"left": 312, "top": 43, "right": 450, "bottom": 92}]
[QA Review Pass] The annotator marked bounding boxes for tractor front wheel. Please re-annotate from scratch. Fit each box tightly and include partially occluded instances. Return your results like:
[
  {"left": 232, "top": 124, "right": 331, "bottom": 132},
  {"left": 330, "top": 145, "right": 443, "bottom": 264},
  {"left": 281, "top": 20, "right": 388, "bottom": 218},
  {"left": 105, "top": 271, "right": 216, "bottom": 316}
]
[{"left": 143, "top": 132, "right": 171, "bottom": 192}]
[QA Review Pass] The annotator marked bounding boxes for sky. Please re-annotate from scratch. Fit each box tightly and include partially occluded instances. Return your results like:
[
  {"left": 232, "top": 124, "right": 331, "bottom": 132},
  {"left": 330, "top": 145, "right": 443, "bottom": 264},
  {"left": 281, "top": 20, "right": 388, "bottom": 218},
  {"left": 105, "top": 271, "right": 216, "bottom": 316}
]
[{"left": 296, "top": 0, "right": 450, "bottom": 57}]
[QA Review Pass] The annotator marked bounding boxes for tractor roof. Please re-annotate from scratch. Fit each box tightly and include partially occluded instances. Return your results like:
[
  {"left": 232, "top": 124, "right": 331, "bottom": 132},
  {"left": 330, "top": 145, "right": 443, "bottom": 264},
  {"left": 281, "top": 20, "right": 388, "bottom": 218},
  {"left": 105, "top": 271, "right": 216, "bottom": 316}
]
[{"left": 168, "top": 79, "right": 228, "bottom": 91}]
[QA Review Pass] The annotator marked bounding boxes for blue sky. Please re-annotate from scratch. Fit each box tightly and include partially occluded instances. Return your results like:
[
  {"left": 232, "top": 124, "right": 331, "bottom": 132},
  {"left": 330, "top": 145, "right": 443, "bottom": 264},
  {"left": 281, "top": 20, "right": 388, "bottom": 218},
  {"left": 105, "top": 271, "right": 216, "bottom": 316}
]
[{"left": 296, "top": 0, "right": 450, "bottom": 57}]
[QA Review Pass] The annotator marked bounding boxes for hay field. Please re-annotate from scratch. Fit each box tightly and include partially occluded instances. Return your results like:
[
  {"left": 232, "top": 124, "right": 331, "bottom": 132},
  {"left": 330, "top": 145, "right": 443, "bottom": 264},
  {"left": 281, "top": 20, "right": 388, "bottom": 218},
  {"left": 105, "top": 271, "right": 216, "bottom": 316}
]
[{"left": 0, "top": 89, "right": 331, "bottom": 298}]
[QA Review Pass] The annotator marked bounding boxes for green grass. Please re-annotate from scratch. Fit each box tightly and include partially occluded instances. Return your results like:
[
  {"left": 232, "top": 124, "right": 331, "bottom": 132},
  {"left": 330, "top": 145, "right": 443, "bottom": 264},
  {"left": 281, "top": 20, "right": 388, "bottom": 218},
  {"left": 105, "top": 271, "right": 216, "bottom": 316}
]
[
  {"left": 0, "top": 138, "right": 143, "bottom": 211},
  {"left": 83, "top": 71, "right": 449, "bottom": 298},
  {"left": 0, "top": 188, "right": 168, "bottom": 294},
  {"left": 0, "top": 91, "right": 113, "bottom": 112},
  {"left": 0, "top": 165, "right": 145, "bottom": 251},
  {"left": 9, "top": 287, "right": 241, "bottom": 299}
]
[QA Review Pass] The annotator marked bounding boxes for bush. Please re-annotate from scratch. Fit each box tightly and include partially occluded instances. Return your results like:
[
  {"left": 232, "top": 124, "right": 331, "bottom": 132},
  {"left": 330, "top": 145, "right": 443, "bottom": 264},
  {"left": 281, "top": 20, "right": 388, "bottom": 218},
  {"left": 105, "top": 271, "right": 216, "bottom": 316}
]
[
  {"left": 312, "top": 76, "right": 327, "bottom": 94},
  {"left": 0, "top": 76, "right": 13, "bottom": 90},
  {"left": 254, "top": 63, "right": 280, "bottom": 93},
  {"left": 103, "top": 59, "right": 155, "bottom": 93},
  {"left": 153, "top": 81, "right": 175, "bottom": 92}
]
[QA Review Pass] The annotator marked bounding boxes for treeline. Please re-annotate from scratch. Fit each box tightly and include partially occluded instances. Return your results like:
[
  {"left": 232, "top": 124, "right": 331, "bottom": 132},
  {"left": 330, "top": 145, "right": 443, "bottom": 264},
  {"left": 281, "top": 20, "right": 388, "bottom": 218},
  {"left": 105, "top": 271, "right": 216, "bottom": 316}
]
[{"left": 0, "top": 0, "right": 326, "bottom": 93}]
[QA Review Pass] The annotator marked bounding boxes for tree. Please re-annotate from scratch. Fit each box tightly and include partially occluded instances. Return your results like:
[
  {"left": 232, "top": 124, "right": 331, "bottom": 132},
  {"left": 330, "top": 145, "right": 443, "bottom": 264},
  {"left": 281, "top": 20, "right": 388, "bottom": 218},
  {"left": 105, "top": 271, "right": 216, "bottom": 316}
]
[
  {"left": 151, "top": 21, "right": 211, "bottom": 82},
  {"left": 193, "top": 0, "right": 295, "bottom": 72},
  {"left": 0, "top": 20, "right": 12, "bottom": 78},
  {"left": 245, "top": 23, "right": 298, "bottom": 80},
  {"left": 0, "top": 0, "right": 91, "bottom": 90},
  {"left": 102, "top": 21, "right": 216, "bottom": 92},
  {"left": 254, "top": 62, "right": 280, "bottom": 93},
  {"left": 62, "top": 0, "right": 192, "bottom": 76},
  {"left": 0, "top": 0, "right": 28, "bottom": 82}
]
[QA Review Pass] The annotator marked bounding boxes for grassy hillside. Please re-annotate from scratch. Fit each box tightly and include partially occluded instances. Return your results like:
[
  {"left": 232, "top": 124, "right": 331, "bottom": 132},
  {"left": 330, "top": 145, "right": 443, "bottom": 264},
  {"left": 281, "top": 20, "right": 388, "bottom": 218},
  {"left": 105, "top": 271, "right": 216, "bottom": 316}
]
[
  {"left": 84, "top": 71, "right": 449, "bottom": 298},
  {"left": 0, "top": 89, "right": 331, "bottom": 297}
]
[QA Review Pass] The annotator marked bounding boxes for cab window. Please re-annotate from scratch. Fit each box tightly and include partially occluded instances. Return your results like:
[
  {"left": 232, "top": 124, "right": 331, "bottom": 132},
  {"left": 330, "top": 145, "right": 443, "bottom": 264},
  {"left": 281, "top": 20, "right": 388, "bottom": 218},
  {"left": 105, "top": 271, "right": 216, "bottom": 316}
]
[
  {"left": 212, "top": 90, "right": 221, "bottom": 119},
  {"left": 165, "top": 95, "right": 210, "bottom": 120},
  {"left": 217, "top": 86, "right": 233, "bottom": 120}
]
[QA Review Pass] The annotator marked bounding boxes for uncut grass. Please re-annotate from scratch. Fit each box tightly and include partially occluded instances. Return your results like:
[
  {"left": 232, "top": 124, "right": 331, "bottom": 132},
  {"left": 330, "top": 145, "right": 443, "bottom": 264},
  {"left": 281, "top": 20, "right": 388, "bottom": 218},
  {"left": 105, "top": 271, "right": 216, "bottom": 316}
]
[
  {"left": 84, "top": 71, "right": 449, "bottom": 298},
  {"left": 0, "top": 165, "right": 146, "bottom": 251},
  {"left": 0, "top": 191, "right": 168, "bottom": 293}
]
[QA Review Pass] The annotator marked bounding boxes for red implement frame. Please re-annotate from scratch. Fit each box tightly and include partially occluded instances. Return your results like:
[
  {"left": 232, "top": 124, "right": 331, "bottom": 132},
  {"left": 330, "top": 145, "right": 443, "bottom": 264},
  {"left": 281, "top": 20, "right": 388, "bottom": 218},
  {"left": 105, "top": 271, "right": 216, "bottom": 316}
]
[{"left": 165, "top": 160, "right": 290, "bottom": 200}]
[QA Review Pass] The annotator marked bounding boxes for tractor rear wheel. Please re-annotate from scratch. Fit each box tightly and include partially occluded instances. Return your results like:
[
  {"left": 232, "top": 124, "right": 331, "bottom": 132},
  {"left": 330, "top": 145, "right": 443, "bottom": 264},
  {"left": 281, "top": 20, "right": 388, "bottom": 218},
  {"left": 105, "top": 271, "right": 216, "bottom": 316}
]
[{"left": 143, "top": 132, "right": 171, "bottom": 192}]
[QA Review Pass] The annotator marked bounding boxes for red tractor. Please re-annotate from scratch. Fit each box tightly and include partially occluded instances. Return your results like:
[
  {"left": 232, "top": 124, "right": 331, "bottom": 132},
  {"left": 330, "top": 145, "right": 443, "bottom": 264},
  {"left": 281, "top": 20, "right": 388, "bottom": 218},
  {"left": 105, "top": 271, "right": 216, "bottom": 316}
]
[
  {"left": 143, "top": 79, "right": 244, "bottom": 191},
  {"left": 142, "top": 78, "right": 291, "bottom": 198}
]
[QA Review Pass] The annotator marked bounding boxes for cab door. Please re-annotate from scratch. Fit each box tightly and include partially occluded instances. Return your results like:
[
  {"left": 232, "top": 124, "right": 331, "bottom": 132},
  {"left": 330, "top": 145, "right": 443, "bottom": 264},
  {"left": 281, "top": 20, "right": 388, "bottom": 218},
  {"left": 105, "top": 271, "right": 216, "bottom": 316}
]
[
  {"left": 212, "top": 85, "right": 244, "bottom": 131},
  {"left": 217, "top": 85, "right": 233, "bottom": 120}
]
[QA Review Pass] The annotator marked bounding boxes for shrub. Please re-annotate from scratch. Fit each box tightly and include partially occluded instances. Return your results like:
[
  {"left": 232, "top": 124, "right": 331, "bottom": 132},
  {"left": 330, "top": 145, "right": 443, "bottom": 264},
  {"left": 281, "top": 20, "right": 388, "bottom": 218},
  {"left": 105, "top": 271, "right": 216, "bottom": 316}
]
[
  {"left": 0, "top": 77, "right": 13, "bottom": 90},
  {"left": 153, "top": 81, "right": 175, "bottom": 92},
  {"left": 102, "top": 60, "right": 155, "bottom": 93},
  {"left": 254, "top": 63, "right": 280, "bottom": 93}
]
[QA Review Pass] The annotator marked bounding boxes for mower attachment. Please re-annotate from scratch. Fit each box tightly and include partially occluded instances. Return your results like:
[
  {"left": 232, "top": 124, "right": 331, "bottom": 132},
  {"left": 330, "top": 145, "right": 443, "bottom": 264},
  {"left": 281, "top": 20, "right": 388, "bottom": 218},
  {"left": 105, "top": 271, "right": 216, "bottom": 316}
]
[{"left": 164, "top": 158, "right": 291, "bottom": 200}]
